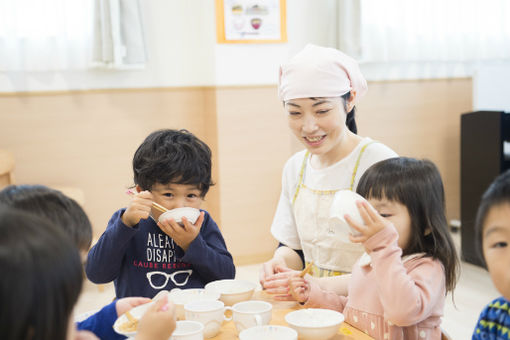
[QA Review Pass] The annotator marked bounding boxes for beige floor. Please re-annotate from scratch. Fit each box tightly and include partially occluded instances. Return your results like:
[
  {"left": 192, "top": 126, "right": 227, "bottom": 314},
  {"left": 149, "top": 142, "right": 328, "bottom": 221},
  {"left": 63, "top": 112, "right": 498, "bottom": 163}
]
[{"left": 76, "top": 232, "right": 499, "bottom": 340}]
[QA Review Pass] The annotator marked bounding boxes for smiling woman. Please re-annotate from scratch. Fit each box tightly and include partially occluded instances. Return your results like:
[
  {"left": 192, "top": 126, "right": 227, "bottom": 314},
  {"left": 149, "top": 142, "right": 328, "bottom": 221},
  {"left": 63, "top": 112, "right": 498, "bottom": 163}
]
[{"left": 260, "top": 44, "right": 398, "bottom": 288}]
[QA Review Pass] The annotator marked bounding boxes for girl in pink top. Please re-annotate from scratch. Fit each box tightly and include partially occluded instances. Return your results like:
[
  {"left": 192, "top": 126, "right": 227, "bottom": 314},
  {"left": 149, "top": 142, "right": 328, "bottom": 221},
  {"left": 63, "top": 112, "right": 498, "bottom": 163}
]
[{"left": 289, "top": 157, "right": 459, "bottom": 340}]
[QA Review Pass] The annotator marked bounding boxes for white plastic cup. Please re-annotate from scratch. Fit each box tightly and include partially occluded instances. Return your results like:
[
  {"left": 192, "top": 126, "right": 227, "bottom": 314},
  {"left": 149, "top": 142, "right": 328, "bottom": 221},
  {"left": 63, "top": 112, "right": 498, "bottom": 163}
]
[
  {"left": 170, "top": 320, "right": 204, "bottom": 340},
  {"left": 226, "top": 300, "right": 272, "bottom": 334},
  {"left": 184, "top": 300, "right": 231, "bottom": 338}
]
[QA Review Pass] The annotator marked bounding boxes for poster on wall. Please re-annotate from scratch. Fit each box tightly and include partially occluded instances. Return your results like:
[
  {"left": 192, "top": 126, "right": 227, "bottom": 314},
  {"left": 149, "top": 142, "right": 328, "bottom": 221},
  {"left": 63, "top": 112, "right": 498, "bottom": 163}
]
[{"left": 216, "top": 0, "right": 287, "bottom": 44}]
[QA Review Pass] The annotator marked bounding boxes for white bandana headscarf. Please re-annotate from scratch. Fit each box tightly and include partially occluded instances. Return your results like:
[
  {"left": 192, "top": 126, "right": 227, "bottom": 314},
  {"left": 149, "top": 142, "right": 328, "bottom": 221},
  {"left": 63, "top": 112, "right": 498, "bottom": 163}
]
[{"left": 278, "top": 44, "right": 367, "bottom": 103}]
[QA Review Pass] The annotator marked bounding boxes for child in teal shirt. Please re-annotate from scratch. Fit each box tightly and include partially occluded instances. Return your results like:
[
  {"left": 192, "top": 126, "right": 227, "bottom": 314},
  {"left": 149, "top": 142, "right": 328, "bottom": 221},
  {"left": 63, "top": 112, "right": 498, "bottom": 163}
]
[{"left": 473, "top": 169, "right": 510, "bottom": 339}]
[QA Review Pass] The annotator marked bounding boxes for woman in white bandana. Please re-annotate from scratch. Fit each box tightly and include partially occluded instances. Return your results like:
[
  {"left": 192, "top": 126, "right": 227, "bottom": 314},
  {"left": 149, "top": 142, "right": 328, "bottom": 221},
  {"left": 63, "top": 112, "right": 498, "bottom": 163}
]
[{"left": 260, "top": 44, "right": 397, "bottom": 296}]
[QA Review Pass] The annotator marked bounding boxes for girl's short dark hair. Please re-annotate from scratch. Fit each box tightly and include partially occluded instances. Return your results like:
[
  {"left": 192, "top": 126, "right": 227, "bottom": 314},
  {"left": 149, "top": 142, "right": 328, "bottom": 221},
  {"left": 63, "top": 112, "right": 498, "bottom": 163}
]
[
  {"left": 475, "top": 169, "right": 510, "bottom": 266},
  {"left": 356, "top": 157, "right": 459, "bottom": 292},
  {"left": 133, "top": 129, "right": 213, "bottom": 197},
  {"left": 0, "top": 208, "right": 83, "bottom": 340},
  {"left": 0, "top": 185, "right": 92, "bottom": 252}
]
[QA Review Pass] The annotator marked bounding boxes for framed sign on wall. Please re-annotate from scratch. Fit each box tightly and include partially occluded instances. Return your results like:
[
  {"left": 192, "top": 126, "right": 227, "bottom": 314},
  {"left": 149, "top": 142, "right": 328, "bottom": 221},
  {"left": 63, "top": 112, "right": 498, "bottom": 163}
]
[{"left": 216, "top": 0, "right": 287, "bottom": 44}]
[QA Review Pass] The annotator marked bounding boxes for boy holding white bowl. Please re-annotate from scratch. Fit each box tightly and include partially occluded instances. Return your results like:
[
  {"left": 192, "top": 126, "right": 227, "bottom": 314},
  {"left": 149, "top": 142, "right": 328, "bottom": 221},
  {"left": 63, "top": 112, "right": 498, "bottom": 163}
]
[{"left": 86, "top": 129, "right": 235, "bottom": 299}]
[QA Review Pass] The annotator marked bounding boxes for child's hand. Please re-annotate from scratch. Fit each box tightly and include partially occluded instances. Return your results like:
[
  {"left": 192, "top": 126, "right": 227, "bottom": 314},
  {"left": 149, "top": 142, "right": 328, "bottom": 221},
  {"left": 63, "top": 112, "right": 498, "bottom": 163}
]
[
  {"left": 157, "top": 211, "right": 205, "bottom": 251},
  {"left": 288, "top": 276, "right": 310, "bottom": 304},
  {"left": 345, "top": 200, "right": 393, "bottom": 244},
  {"left": 115, "top": 297, "right": 152, "bottom": 316},
  {"left": 122, "top": 190, "right": 153, "bottom": 227},
  {"left": 262, "top": 266, "right": 300, "bottom": 300},
  {"left": 135, "top": 294, "right": 176, "bottom": 340}
]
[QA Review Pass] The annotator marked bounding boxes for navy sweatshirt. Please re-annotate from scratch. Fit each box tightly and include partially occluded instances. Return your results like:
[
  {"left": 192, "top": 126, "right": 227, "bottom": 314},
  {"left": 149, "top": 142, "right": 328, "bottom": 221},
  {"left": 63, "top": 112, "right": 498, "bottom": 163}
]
[
  {"left": 77, "top": 301, "right": 124, "bottom": 340},
  {"left": 86, "top": 208, "right": 235, "bottom": 298}
]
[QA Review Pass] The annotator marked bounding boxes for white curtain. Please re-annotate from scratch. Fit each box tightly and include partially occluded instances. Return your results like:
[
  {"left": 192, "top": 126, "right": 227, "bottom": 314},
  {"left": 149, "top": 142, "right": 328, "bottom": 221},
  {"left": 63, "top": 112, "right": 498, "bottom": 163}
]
[
  {"left": 0, "top": 0, "right": 93, "bottom": 71},
  {"left": 335, "top": 0, "right": 362, "bottom": 60},
  {"left": 359, "top": 0, "right": 510, "bottom": 63},
  {"left": 92, "top": 0, "right": 146, "bottom": 69}
]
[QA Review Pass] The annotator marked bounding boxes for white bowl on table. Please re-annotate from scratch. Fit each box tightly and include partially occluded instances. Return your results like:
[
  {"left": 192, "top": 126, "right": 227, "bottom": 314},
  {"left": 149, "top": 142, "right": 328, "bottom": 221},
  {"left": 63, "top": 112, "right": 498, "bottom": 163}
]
[
  {"left": 204, "top": 279, "right": 257, "bottom": 306},
  {"left": 239, "top": 325, "right": 298, "bottom": 340},
  {"left": 168, "top": 288, "right": 220, "bottom": 320},
  {"left": 158, "top": 207, "right": 200, "bottom": 225},
  {"left": 113, "top": 301, "right": 155, "bottom": 338},
  {"left": 285, "top": 308, "right": 344, "bottom": 340}
]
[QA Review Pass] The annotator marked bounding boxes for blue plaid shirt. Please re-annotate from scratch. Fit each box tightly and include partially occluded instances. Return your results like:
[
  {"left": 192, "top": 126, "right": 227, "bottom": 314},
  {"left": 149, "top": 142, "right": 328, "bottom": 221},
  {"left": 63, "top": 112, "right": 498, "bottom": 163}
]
[{"left": 473, "top": 297, "right": 510, "bottom": 340}]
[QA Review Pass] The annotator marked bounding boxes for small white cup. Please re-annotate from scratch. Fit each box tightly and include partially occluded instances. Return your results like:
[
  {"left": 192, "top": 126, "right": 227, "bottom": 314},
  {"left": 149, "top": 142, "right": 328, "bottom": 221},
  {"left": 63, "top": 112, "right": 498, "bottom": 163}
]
[
  {"left": 226, "top": 300, "right": 272, "bottom": 334},
  {"left": 184, "top": 300, "right": 231, "bottom": 338},
  {"left": 170, "top": 320, "right": 204, "bottom": 340}
]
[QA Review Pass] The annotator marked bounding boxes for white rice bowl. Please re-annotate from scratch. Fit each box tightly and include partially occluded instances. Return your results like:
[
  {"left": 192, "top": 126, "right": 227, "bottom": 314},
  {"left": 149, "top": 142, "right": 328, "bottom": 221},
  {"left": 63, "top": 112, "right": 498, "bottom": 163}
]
[
  {"left": 285, "top": 308, "right": 344, "bottom": 340},
  {"left": 204, "top": 279, "right": 257, "bottom": 306},
  {"left": 168, "top": 288, "right": 220, "bottom": 320}
]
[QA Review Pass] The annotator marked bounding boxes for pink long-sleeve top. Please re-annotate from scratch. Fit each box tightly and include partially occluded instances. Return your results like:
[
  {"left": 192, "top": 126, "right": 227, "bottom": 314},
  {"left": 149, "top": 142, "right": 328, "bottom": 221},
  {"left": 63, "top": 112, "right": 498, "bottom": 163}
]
[{"left": 304, "top": 225, "right": 446, "bottom": 340}]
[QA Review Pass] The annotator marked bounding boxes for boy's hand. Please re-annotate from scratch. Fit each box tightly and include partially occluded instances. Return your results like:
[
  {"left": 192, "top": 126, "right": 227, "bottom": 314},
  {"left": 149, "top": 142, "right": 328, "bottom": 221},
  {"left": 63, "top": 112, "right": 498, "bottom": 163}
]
[
  {"left": 122, "top": 191, "right": 153, "bottom": 227},
  {"left": 157, "top": 211, "right": 205, "bottom": 251},
  {"left": 135, "top": 294, "right": 176, "bottom": 340},
  {"left": 346, "top": 200, "right": 393, "bottom": 244},
  {"left": 288, "top": 276, "right": 310, "bottom": 304}
]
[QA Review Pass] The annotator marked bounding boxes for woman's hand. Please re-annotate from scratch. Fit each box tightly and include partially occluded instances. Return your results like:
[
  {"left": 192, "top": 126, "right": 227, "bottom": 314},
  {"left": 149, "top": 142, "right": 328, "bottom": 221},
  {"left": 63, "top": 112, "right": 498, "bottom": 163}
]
[
  {"left": 259, "top": 246, "right": 304, "bottom": 287},
  {"left": 158, "top": 211, "right": 205, "bottom": 251},
  {"left": 288, "top": 276, "right": 310, "bottom": 304},
  {"left": 262, "top": 266, "right": 305, "bottom": 300},
  {"left": 259, "top": 257, "right": 287, "bottom": 286},
  {"left": 135, "top": 294, "right": 176, "bottom": 340},
  {"left": 115, "top": 297, "right": 152, "bottom": 316},
  {"left": 346, "top": 200, "right": 392, "bottom": 244}
]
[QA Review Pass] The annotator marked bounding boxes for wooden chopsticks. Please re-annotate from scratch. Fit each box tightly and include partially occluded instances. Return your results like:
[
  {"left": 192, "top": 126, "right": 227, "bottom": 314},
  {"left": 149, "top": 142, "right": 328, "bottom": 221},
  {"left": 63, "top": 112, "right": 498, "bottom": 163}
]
[
  {"left": 299, "top": 261, "right": 314, "bottom": 277},
  {"left": 149, "top": 201, "right": 168, "bottom": 213},
  {"left": 126, "top": 190, "right": 168, "bottom": 213}
]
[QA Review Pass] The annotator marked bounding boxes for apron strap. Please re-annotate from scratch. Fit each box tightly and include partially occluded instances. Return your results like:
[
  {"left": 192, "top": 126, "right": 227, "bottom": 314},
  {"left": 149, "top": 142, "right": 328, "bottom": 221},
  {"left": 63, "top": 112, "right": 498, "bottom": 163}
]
[
  {"left": 292, "top": 151, "right": 310, "bottom": 205},
  {"left": 306, "top": 260, "right": 347, "bottom": 277},
  {"left": 293, "top": 140, "right": 376, "bottom": 203},
  {"left": 349, "top": 141, "right": 376, "bottom": 191}
]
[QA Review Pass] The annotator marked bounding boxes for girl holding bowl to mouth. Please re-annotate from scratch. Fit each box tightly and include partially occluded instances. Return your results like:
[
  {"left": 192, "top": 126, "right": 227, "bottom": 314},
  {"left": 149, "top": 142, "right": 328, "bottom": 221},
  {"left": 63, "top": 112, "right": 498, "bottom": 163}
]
[{"left": 260, "top": 44, "right": 397, "bottom": 295}]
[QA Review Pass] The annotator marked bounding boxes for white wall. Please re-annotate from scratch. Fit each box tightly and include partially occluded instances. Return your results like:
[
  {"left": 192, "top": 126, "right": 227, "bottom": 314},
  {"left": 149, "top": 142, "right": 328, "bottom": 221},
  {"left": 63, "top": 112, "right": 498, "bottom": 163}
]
[
  {"left": 1, "top": 0, "right": 510, "bottom": 105},
  {"left": 0, "top": 1, "right": 219, "bottom": 92},
  {"left": 473, "top": 62, "right": 510, "bottom": 112},
  {"left": 0, "top": 0, "right": 346, "bottom": 92}
]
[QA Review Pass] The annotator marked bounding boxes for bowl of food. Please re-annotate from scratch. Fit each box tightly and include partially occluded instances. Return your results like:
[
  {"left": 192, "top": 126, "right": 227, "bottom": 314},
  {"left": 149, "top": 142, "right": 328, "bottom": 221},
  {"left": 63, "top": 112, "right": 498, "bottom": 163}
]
[
  {"left": 239, "top": 325, "right": 298, "bottom": 340},
  {"left": 113, "top": 301, "right": 154, "bottom": 337},
  {"left": 204, "top": 279, "right": 257, "bottom": 306},
  {"left": 285, "top": 308, "right": 344, "bottom": 340},
  {"left": 158, "top": 207, "right": 200, "bottom": 225},
  {"left": 329, "top": 190, "right": 370, "bottom": 237},
  {"left": 168, "top": 288, "right": 221, "bottom": 320}
]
